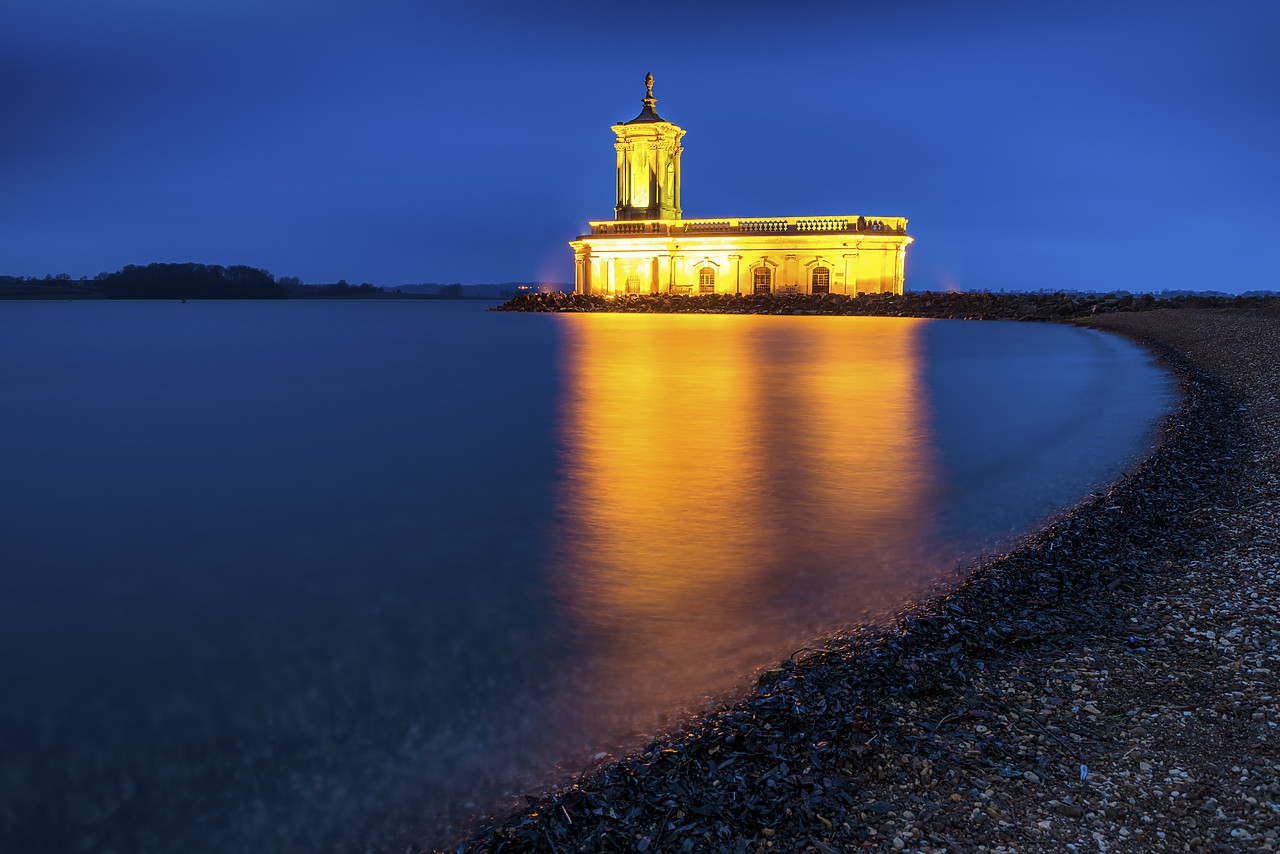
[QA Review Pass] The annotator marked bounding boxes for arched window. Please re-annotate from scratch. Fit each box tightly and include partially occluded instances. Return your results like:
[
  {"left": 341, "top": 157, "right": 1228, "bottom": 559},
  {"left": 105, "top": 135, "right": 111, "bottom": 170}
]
[
  {"left": 624, "top": 274, "right": 642, "bottom": 294},
  {"left": 811, "top": 266, "right": 830, "bottom": 295},
  {"left": 698, "top": 266, "right": 716, "bottom": 294},
  {"left": 753, "top": 266, "right": 772, "bottom": 295}
]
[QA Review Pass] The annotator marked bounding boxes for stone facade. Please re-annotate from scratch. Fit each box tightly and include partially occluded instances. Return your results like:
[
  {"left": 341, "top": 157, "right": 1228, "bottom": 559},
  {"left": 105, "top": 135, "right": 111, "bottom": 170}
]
[{"left": 571, "top": 76, "right": 912, "bottom": 297}]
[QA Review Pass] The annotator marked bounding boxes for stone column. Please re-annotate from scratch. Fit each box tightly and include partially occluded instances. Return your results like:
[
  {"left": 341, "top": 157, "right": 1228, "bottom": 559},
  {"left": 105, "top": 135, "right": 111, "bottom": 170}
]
[
  {"left": 673, "top": 146, "right": 682, "bottom": 217},
  {"left": 615, "top": 143, "right": 628, "bottom": 212},
  {"left": 654, "top": 143, "right": 667, "bottom": 213}
]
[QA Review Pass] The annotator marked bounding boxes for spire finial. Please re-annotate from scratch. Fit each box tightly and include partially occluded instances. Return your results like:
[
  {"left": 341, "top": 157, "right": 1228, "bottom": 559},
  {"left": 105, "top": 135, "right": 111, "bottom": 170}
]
[{"left": 622, "top": 72, "right": 665, "bottom": 124}]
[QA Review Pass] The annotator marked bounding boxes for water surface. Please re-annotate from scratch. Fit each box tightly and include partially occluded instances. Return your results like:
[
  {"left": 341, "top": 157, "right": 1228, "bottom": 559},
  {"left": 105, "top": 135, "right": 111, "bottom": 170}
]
[{"left": 0, "top": 301, "right": 1172, "bottom": 852}]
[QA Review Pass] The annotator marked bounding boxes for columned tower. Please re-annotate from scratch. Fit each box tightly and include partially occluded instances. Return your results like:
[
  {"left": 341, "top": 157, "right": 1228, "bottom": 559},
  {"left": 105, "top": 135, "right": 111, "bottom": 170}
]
[
  {"left": 570, "top": 76, "right": 912, "bottom": 297},
  {"left": 612, "top": 73, "right": 684, "bottom": 221}
]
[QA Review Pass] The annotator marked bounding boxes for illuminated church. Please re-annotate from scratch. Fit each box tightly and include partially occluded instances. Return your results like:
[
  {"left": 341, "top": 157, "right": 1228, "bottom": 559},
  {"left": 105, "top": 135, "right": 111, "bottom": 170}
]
[{"left": 570, "top": 75, "right": 912, "bottom": 296}]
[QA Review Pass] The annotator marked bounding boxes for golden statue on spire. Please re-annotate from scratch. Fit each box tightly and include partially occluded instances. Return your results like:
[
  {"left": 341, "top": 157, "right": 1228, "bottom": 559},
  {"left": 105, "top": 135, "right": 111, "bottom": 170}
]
[{"left": 645, "top": 72, "right": 653, "bottom": 99}]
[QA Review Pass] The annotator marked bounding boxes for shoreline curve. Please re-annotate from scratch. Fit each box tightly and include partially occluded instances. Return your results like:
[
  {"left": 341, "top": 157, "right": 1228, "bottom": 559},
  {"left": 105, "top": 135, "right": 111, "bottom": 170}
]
[{"left": 448, "top": 305, "right": 1277, "bottom": 854}]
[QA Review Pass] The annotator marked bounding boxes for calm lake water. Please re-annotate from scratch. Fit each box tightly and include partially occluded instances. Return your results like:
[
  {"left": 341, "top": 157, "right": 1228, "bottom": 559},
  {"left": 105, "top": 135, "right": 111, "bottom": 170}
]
[{"left": 0, "top": 301, "right": 1173, "bottom": 853}]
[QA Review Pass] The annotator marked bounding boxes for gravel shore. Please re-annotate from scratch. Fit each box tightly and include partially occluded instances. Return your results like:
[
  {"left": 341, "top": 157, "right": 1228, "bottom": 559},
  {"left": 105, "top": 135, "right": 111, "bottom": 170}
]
[{"left": 451, "top": 307, "right": 1278, "bottom": 854}]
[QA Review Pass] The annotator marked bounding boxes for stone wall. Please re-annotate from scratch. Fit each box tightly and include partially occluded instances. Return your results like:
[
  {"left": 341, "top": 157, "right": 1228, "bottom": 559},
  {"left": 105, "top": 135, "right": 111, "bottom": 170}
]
[{"left": 494, "top": 290, "right": 1280, "bottom": 320}]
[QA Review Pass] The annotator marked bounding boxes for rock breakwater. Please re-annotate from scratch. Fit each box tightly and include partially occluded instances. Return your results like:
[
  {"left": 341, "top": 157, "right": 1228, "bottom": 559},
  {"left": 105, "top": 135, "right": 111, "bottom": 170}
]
[{"left": 494, "top": 290, "right": 1279, "bottom": 320}]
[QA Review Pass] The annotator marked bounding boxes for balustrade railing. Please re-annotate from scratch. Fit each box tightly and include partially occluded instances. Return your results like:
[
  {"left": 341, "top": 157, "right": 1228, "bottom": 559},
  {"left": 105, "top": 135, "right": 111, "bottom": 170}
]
[
  {"left": 797, "top": 217, "right": 850, "bottom": 232},
  {"left": 681, "top": 219, "right": 733, "bottom": 233},
  {"left": 739, "top": 218, "right": 789, "bottom": 233},
  {"left": 589, "top": 216, "right": 907, "bottom": 237},
  {"left": 609, "top": 221, "right": 663, "bottom": 234}
]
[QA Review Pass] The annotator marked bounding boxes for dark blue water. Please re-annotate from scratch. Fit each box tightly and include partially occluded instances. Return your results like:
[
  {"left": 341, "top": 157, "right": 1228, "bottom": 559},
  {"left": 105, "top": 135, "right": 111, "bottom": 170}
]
[{"left": 0, "top": 301, "right": 1172, "bottom": 852}]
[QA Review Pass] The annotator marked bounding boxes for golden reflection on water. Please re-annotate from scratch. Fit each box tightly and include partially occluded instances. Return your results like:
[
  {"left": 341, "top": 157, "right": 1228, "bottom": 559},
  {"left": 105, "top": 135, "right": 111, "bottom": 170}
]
[{"left": 553, "top": 314, "right": 943, "bottom": 738}]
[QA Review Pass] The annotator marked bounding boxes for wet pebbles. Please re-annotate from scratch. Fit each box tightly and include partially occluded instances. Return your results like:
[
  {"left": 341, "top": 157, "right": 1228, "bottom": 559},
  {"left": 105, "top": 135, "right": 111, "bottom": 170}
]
[{"left": 450, "top": 305, "right": 1278, "bottom": 854}]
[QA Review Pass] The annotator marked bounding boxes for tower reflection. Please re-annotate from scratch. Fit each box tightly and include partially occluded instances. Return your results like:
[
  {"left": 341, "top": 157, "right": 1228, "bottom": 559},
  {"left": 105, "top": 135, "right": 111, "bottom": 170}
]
[{"left": 553, "top": 314, "right": 943, "bottom": 741}]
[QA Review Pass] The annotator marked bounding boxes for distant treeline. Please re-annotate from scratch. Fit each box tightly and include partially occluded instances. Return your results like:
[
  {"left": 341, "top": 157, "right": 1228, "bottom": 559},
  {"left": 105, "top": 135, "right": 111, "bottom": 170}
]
[
  {"left": 956, "top": 286, "right": 1280, "bottom": 299},
  {"left": 16, "top": 267, "right": 1269, "bottom": 301},
  {"left": 293, "top": 280, "right": 382, "bottom": 297},
  {"left": 0, "top": 265, "right": 523, "bottom": 299},
  {"left": 0, "top": 265, "right": 401, "bottom": 299},
  {"left": 0, "top": 273, "right": 97, "bottom": 296},
  {"left": 0, "top": 273, "right": 81, "bottom": 285},
  {"left": 394, "top": 282, "right": 573, "bottom": 297},
  {"left": 93, "top": 263, "right": 288, "bottom": 299}
]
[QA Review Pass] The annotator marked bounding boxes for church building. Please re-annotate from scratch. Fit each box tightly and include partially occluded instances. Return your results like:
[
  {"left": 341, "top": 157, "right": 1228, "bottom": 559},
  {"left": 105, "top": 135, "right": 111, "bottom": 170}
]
[{"left": 570, "top": 75, "right": 913, "bottom": 297}]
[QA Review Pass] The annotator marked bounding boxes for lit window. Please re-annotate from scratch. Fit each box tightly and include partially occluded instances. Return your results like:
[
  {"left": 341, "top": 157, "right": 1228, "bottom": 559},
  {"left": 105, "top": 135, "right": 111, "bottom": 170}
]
[
  {"left": 811, "top": 266, "right": 830, "bottom": 294},
  {"left": 753, "top": 266, "right": 771, "bottom": 295},
  {"left": 625, "top": 274, "right": 642, "bottom": 293},
  {"left": 698, "top": 267, "right": 715, "bottom": 294}
]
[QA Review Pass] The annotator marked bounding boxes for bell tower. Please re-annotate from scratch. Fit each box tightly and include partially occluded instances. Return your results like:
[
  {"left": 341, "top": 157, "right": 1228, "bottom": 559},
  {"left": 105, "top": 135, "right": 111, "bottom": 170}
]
[{"left": 612, "top": 73, "right": 684, "bottom": 221}]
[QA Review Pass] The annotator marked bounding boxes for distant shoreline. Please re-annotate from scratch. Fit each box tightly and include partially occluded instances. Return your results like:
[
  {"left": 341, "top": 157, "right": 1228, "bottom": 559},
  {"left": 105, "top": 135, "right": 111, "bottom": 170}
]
[{"left": 0, "top": 292, "right": 504, "bottom": 301}]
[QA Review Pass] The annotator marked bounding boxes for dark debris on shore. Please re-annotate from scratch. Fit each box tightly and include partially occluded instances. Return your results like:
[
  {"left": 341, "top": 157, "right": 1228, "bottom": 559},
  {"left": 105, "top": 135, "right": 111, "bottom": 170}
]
[
  {"left": 492, "top": 290, "right": 1280, "bottom": 321},
  {"left": 444, "top": 322, "right": 1251, "bottom": 853}
]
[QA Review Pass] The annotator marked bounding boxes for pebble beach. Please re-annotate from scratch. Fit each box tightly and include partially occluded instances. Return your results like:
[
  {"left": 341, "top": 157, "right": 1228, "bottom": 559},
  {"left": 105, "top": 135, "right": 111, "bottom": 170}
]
[{"left": 451, "top": 303, "right": 1279, "bottom": 854}]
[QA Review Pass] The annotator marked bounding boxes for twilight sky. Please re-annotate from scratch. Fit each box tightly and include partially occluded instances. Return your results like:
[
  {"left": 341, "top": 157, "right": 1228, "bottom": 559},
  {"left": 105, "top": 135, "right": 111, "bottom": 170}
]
[{"left": 4, "top": 0, "right": 1277, "bottom": 292}]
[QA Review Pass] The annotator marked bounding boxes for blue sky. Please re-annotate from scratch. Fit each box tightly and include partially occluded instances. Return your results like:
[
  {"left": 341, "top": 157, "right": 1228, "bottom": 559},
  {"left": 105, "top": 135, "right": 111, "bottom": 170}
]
[{"left": 3, "top": 0, "right": 1276, "bottom": 291}]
